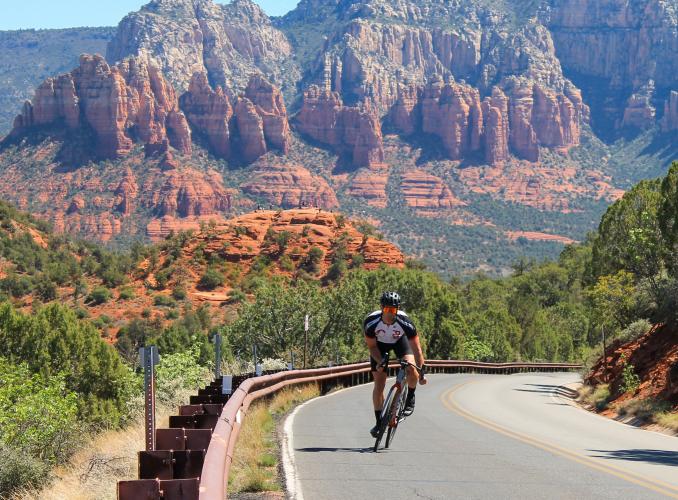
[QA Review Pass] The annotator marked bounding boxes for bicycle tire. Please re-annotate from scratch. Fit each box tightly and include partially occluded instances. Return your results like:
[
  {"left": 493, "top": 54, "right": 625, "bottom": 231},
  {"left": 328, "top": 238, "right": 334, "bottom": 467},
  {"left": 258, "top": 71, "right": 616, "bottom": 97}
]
[
  {"left": 373, "top": 386, "right": 396, "bottom": 452},
  {"left": 385, "top": 386, "right": 408, "bottom": 448}
]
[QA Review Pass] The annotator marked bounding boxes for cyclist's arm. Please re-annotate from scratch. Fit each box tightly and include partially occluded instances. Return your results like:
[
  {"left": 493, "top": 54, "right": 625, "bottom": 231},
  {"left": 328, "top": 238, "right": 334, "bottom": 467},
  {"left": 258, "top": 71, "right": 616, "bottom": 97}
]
[
  {"left": 365, "top": 335, "right": 384, "bottom": 365},
  {"left": 410, "top": 335, "right": 426, "bottom": 371}
]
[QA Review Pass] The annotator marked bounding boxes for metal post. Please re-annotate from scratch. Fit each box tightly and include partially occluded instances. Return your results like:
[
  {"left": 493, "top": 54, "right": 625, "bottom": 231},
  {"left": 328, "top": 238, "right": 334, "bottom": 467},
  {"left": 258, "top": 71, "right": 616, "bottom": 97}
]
[
  {"left": 304, "top": 315, "right": 309, "bottom": 369},
  {"left": 601, "top": 325, "right": 608, "bottom": 377},
  {"left": 214, "top": 334, "right": 222, "bottom": 380},
  {"left": 140, "top": 346, "right": 159, "bottom": 452}
]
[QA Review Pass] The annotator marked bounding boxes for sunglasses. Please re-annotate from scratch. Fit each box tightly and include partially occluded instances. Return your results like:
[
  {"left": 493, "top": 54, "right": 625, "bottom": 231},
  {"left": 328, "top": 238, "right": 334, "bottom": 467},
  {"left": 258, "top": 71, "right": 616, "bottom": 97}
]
[{"left": 382, "top": 306, "right": 398, "bottom": 314}]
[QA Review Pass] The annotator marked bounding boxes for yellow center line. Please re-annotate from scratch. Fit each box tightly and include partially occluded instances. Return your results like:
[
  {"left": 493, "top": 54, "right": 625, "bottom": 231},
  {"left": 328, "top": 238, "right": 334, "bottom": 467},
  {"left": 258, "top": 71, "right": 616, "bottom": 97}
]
[{"left": 441, "top": 381, "right": 678, "bottom": 499}]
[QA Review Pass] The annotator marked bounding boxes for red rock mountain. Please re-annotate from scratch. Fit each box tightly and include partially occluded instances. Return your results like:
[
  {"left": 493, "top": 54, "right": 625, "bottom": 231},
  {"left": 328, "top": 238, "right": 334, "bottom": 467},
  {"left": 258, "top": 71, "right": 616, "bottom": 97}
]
[{"left": 12, "top": 54, "right": 192, "bottom": 160}]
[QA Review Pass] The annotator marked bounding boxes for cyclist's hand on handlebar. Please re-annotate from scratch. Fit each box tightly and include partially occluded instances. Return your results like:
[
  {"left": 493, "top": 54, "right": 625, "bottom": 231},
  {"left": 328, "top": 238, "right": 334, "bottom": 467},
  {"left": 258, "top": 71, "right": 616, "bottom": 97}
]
[{"left": 419, "top": 364, "right": 428, "bottom": 385}]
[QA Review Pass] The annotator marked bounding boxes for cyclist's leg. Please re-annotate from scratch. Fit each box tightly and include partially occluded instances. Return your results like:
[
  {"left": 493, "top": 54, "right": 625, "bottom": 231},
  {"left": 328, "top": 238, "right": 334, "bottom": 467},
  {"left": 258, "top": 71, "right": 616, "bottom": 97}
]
[
  {"left": 370, "top": 342, "right": 389, "bottom": 420},
  {"left": 394, "top": 337, "right": 418, "bottom": 415},
  {"left": 394, "top": 336, "right": 417, "bottom": 390}
]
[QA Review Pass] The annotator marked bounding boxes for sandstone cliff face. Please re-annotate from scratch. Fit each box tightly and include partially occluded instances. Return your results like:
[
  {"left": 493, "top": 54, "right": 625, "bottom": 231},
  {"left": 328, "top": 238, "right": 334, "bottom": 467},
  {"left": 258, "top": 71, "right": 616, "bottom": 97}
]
[
  {"left": 179, "top": 72, "right": 233, "bottom": 158},
  {"left": 347, "top": 169, "right": 388, "bottom": 208},
  {"left": 241, "top": 164, "right": 338, "bottom": 209},
  {"left": 154, "top": 169, "right": 235, "bottom": 218},
  {"left": 547, "top": 0, "right": 678, "bottom": 130},
  {"left": 296, "top": 86, "right": 384, "bottom": 169},
  {"left": 400, "top": 171, "right": 465, "bottom": 209},
  {"left": 12, "top": 54, "right": 191, "bottom": 159},
  {"left": 178, "top": 72, "right": 290, "bottom": 162},
  {"left": 107, "top": 0, "right": 299, "bottom": 93},
  {"left": 389, "top": 79, "right": 586, "bottom": 164}
]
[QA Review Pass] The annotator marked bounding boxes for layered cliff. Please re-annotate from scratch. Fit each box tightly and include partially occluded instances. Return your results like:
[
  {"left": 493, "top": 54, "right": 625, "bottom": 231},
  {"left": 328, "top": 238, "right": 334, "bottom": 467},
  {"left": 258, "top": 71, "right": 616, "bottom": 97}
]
[
  {"left": 389, "top": 79, "right": 586, "bottom": 164},
  {"left": 11, "top": 54, "right": 192, "bottom": 160},
  {"left": 547, "top": 0, "right": 678, "bottom": 132},
  {"left": 295, "top": 85, "right": 385, "bottom": 169}
]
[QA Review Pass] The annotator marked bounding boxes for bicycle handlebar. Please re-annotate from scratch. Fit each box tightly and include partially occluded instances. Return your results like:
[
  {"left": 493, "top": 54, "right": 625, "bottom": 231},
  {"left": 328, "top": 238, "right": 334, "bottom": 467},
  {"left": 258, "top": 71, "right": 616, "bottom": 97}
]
[{"left": 378, "top": 354, "right": 426, "bottom": 377}]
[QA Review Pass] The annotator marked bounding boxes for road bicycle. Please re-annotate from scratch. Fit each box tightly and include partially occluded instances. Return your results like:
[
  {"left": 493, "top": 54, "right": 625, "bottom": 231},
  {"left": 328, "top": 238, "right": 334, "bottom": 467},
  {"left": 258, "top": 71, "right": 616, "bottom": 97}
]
[{"left": 373, "top": 354, "right": 424, "bottom": 452}]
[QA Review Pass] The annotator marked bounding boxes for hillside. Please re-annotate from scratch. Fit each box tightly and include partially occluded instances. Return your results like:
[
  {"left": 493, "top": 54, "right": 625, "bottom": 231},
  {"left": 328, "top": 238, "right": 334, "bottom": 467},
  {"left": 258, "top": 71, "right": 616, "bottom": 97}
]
[
  {"left": 0, "top": 201, "right": 404, "bottom": 337},
  {"left": 0, "top": 27, "right": 114, "bottom": 135},
  {"left": 0, "top": 0, "right": 675, "bottom": 276}
]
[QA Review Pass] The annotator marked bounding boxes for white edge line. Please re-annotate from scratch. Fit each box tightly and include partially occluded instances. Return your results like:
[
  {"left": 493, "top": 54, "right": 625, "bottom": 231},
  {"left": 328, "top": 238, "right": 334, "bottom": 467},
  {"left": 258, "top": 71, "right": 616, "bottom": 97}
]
[{"left": 282, "top": 384, "right": 368, "bottom": 500}]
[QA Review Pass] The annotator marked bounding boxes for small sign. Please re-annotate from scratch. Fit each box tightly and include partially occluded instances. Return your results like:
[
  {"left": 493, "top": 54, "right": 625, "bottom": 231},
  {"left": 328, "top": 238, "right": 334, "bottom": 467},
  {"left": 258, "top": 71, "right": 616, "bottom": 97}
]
[
  {"left": 255, "top": 364, "right": 263, "bottom": 376},
  {"left": 287, "top": 363, "right": 294, "bottom": 371},
  {"left": 221, "top": 375, "right": 233, "bottom": 395},
  {"left": 304, "top": 314, "right": 309, "bottom": 331}
]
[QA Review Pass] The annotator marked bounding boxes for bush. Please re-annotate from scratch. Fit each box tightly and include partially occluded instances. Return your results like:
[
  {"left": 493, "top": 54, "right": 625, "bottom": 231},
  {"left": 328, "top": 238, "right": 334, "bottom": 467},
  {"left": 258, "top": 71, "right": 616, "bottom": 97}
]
[
  {"left": 618, "top": 319, "right": 652, "bottom": 343},
  {"left": 86, "top": 286, "right": 111, "bottom": 305},
  {"left": 0, "top": 444, "right": 50, "bottom": 496},
  {"left": 172, "top": 286, "right": 187, "bottom": 301},
  {"left": 0, "top": 274, "right": 32, "bottom": 298},
  {"left": 154, "top": 294, "right": 177, "bottom": 307},
  {"left": 119, "top": 287, "right": 135, "bottom": 300},
  {"left": 199, "top": 268, "right": 225, "bottom": 290},
  {"left": 33, "top": 274, "right": 57, "bottom": 302}
]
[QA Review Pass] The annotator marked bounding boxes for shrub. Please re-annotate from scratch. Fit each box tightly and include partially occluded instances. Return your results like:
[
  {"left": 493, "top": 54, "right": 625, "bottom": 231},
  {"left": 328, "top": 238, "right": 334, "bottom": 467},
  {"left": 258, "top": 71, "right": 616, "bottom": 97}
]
[
  {"left": 0, "top": 274, "right": 32, "bottom": 298},
  {"left": 33, "top": 274, "right": 57, "bottom": 302},
  {"left": 119, "top": 287, "right": 135, "bottom": 300},
  {"left": 618, "top": 319, "right": 652, "bottom": 343},
  {"left": 154, "top": 294, "right": 177, "bottom": 307},
  {"left": 172, "top": 286, "right": 187, "bottom": 301},
  {"left": 279, "top": 255, "right": 295, "bottom": 272},
  {"left": 0, "top": 444, "right": 50, "bottom": 496},
  {"left": 199, "top": 268, "right": 225, "bottom": 290},
  {"left": 228, "top": 289, "right": 247, "bottom": 304},
  {"left": 86, "top": 286, "right": 111, "bottom": 305},
  {"left": 620, "top": 357, "right": 641, "bottom": 394}
]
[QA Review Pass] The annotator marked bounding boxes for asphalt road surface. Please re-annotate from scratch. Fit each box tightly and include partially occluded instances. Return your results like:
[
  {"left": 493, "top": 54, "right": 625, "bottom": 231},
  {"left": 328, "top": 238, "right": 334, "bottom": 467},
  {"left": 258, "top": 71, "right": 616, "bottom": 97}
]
[{"left": 283, "top": 373, "right": 678, "bottom": 499}]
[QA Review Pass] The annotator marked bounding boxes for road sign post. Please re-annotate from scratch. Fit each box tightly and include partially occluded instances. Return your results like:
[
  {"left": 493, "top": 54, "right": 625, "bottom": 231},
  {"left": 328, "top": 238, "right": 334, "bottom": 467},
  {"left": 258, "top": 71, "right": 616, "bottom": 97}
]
[
  {"left": 304, "top": 314, "right": 309, "bottom": 369},
  {"left": 140, "top": 346, "right": 159, "bottom": 452},
  {"left": 214, "top": 333, "right": 222, "bottom": 380}
]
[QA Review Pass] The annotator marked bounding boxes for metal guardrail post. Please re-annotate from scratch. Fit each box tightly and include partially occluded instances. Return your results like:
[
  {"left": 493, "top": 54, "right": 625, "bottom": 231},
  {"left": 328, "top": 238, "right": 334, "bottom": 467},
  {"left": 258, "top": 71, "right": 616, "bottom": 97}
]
[{"left": 140, "top": 346, "right": 159, "bottom": 452}]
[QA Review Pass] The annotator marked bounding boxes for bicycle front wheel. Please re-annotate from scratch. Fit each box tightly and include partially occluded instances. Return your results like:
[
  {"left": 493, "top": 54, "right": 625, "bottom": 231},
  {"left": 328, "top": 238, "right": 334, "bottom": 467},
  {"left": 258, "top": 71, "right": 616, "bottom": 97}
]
[
  {"left": 385, "top": 386, "right": 407, "bottom": 448},
  {"left": 374, "top": 386, "right": 396, "bottom": 452}
]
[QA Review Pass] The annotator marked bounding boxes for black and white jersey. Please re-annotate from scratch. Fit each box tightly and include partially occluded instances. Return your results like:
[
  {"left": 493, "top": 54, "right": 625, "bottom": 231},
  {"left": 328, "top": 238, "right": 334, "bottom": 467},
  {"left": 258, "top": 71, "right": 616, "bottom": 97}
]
[{"left": 363, "top": 310, "right": 417, "bottom": 344}]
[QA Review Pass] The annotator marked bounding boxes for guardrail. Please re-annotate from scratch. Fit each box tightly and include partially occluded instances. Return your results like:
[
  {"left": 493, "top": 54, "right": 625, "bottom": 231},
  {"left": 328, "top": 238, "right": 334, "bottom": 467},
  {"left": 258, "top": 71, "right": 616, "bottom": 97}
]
[{"left": 118, "top": 360, "right": 581, "bottom": 499}]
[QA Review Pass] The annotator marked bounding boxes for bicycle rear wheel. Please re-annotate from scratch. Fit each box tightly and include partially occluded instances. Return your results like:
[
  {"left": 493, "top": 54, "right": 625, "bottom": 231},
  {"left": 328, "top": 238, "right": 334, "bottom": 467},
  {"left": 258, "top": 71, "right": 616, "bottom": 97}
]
[
  {"left": 385, "top": 386, "right": 408, "bottom": 448},
  {"left": 373, "top": 386, "right": 396, "bottom": 452}
]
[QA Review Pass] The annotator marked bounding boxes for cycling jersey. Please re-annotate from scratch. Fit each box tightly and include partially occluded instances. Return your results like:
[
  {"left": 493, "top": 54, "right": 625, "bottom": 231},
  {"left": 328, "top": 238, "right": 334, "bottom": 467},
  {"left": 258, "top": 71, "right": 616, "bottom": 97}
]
[{"left": 363, "top": 310, "right": 417, "bottom": 344}]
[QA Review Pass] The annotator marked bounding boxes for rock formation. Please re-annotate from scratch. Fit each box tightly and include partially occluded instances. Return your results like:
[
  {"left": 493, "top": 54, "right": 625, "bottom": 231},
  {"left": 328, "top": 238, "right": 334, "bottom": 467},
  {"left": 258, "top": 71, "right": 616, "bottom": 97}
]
[
  {"left": 547, "top": 0, "right": 678, "bottom": 131},
  {"left": 245, "top": 75, "right": 291, "bottom": 153},
  {"left": 296, "top": 86, "right": 385, "bottom": 169},
  {"left": 389, "top": 79, "right": 586, "bottom": 164},
  {"left": 400, "top": 171, "right": 465, "bottom": 209},
  {"left": 107, "top": 0, "right": 298, "bottom": 93},
  {"left": 155, "top": 170, "right": 235, "bottom": 218},
  {"left": 240, "top": 164, "right": 339, "bottom": 209},
  {"left": 179, "top": 72, "right": 290, "bottom": 162},
  {"left": 12, "top": 54, "right": 191, "bottom": 159},
  {"left": 347, "top": 170, "right": 388, "bottom": 208}
]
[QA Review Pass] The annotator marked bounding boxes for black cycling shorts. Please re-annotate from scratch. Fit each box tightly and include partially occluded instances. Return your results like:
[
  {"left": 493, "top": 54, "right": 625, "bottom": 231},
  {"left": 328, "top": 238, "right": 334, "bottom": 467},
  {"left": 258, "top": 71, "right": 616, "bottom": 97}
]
[{"left": 370, "top": 336, "right": 413, "bottom": 371}]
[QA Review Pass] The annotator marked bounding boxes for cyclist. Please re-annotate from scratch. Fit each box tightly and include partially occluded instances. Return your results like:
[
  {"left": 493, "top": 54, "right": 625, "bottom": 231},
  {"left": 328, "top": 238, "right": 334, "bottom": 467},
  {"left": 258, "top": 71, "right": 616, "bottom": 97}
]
[{"left": 365, "top": 291, "right": 427, "bottom": 438}]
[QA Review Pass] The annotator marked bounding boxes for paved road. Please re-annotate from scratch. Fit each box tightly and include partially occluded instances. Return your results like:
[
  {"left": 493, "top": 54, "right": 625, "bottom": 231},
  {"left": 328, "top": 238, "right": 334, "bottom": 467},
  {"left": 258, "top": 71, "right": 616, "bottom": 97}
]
[{"left": 283, "top": 373, "right": 678, "bottom": 499}]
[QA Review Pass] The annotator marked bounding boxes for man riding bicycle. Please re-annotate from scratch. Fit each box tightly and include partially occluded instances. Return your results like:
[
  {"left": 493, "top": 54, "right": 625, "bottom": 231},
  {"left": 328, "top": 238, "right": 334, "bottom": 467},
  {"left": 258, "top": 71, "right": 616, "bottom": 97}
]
[{"left": 365, "top": 291, "right": 427, "bottom": 438}]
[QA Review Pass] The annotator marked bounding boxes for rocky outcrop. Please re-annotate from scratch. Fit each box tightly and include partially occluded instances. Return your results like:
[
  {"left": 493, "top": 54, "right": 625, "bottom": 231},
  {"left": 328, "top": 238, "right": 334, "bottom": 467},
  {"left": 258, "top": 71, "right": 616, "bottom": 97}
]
[
  {"left": 296, "top": 86, "right": 385, "bottom": 169},
  {"left": 347, "top": 170, "right": 388, "bottom": 208},
  {"left": 114, "top": 168, "right": 138, "bottom": 216},
  {"left": 179, "top": 72, "right": 290, "bottom": 162},
  {"left": 389, "top": 79, "right": 586, "bottom": 164},
  {"left": 547, "top": 0, "right": 678, "bottom": 130},
  {"left": 400, "top": 171, "right": 465, "bottom": 209},
  {"left": 154, "top": 170, "right": 235, "bottom": 218},
  {"left": 240, "top": 164, "right": 339, "bottom": 209},
  {"left": 661, "top": 91, "right": 678, "bottom": 132},
  {"left": 234, "top": 98, "right": 267, "bottom": 163},
  {"left": 245, "top": 75, "right": 291, "bottom": 153},
  {"left": 107, "top": 0, "right": 298, "bottom": 93},
  {"left": 12, "top": 54, "right": 191, "bottom": 159}
]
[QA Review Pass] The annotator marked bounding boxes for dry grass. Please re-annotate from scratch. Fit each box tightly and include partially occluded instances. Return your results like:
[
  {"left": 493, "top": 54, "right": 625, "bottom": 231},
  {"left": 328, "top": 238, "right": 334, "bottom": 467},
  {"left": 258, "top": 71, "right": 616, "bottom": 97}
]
[
  {"left": 578, "top": 384, "right": 611, "bottom": 411},
  {"left": 229, "top": 383, "right": 320, "bottom": 494},
  {"left": 10, "top": 392, "right": 188, "bottom": 500},
  {"left": 616, "top": 398, "right": 668, "bottom": 421},
  {"left": 654, "top": 411, "right": 678, "bottom": 432}
]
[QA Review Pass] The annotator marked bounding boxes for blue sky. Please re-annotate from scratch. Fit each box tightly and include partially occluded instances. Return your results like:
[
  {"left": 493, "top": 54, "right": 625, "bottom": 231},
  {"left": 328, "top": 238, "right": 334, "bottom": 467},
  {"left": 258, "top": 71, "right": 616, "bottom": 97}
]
[{"left": 0, "top": 0, "right": 299, "bottom": 30}]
